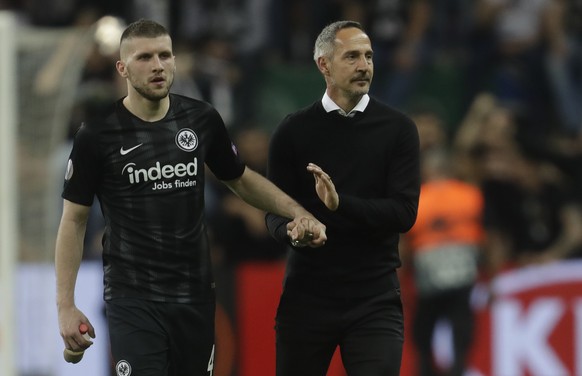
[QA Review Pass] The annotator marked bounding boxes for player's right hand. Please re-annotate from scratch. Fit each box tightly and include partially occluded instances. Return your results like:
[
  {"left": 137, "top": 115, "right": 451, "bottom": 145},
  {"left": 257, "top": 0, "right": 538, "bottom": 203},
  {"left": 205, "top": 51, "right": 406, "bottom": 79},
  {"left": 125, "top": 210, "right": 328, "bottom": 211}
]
[
  {"left": 58, "top": 305, "right": 95, "bottom": 352},
  {"left": 287, "top": 216, "right": 327, "bottom": 248}
]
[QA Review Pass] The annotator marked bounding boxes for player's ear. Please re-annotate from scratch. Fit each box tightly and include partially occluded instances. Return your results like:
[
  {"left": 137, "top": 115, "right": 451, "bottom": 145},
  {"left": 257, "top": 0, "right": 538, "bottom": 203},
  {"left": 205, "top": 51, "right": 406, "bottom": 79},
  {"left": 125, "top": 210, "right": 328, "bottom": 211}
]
[{"left": 116, "top": 60, "right": 128, "bottom": 78}]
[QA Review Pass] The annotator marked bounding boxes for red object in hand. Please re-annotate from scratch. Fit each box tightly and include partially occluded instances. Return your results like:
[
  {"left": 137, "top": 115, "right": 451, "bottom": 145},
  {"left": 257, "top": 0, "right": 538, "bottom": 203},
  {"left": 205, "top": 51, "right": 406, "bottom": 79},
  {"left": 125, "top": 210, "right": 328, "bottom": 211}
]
[{"left": 63, "top": 323, "right": 91, "bottom": 364}]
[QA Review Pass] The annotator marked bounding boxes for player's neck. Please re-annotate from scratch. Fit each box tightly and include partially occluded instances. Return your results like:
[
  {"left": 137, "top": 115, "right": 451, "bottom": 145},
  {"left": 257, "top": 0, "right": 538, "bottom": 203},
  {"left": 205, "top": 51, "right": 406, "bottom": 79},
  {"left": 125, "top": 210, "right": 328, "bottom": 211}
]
[{"left": 123, "top": 94, "right": 170, "bottom": 122}]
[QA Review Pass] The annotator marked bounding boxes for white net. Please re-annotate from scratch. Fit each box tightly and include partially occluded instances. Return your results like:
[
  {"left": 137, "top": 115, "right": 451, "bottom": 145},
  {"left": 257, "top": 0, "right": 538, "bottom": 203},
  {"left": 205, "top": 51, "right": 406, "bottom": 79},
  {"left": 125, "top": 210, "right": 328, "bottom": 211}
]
[
  {"left": 17, "top": 24, "right": 96, "bottom": 262},
  {"left": 13, "top": 18, "right": 114, "bottom": 376}
]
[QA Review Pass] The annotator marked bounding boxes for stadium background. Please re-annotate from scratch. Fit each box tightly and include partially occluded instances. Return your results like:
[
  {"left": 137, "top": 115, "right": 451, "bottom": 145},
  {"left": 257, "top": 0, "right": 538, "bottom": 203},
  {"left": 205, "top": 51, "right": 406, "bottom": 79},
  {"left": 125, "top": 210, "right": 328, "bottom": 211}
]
[{"left": 2, "top": 1, "right": 582, "bottom": 375}]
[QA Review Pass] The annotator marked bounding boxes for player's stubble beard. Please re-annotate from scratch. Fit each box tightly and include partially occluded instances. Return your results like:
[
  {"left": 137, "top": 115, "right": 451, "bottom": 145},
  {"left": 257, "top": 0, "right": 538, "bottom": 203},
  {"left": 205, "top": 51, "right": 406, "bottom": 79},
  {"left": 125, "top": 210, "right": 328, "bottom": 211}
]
[{"left": 129, "top": 71, "right": 175, "bottom": 101}]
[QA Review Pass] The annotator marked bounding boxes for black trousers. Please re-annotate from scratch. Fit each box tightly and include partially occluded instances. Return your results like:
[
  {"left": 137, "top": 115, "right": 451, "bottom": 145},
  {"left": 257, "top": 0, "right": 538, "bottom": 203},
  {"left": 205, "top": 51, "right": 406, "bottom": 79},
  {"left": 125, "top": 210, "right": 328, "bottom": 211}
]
[
  {"left": 106, "top": 298, "right": 215, "bottom": 376},
  {"left": 275, "top": 287, "right": 404, "bottom": 376}
]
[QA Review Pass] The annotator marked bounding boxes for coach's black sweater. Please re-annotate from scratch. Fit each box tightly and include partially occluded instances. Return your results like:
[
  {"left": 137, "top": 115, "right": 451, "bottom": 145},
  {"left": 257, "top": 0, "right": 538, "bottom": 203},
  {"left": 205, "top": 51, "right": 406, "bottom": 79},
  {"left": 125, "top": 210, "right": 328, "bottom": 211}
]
[{"left": 266, "top": 97, "right": 420, "bottom": 298}]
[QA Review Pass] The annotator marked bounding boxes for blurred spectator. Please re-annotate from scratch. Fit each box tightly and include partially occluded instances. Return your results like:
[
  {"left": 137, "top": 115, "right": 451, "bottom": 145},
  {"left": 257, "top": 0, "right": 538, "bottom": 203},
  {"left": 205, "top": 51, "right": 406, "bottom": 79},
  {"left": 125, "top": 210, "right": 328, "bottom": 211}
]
[
  {"left": 481, "top": 143, "right": 582, "bottom": 270},
  {"left": 467, "top": 0, "right": 559, "bottom": 134},
  {"left": 49, "top": 14, "right": 125, "bottom": 261},
  {"left": 203, "top": 127, "right": 285, "bottom": 376},
  {"left": 408, "top": 100, "right": 449, "bottom": 153},
  {"left": 188, "top": 34, "right": 240, "bottom": 127},
  {"left": 429, "top": 0, "right": 474, "bottom": 59},
  {"left": 270, "top": 0, "right": 343, "bottom": 63},
  {"left": 402, "top": 149, "right": 485, "bottom": 376},
  {"left": 534, "top": 130, "right": 582, "bottom": 215},
  {"left": 206, "top": 127, "right": 287, "bottom": 265},
  {"left": 173, "top": 0, "right": 274, "bottom": 128},
  {"left": 366, "top": 0, "right": 432, "bottom": 108},
  {"left": 452, "top": 92, "right": 511, "bottom": 184},
  {"left": 544, "top": 0, "right": 582, "bottom": 136},
  {"left": 230, "top": 0, "right": 274, "bottom": 126},
  {"left": 171, "top": 41, "right": 203, "bottom": 99},
  {"left": 9, "top": 2, "right": 582, "bottom": 373},
  {"left": 453, "top": 93, "right": 582, "bottom": 272}
]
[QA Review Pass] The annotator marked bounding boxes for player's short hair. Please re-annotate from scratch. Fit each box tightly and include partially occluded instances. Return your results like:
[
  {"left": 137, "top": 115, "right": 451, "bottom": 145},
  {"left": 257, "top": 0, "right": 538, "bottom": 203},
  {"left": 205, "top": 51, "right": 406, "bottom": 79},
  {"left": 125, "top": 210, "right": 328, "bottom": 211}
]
[
  {"left": 313, "top": 20, "right": 365, "bottom": 62},
  {"left": 120, "top": 19, "right": 169, "bottom": 44}
]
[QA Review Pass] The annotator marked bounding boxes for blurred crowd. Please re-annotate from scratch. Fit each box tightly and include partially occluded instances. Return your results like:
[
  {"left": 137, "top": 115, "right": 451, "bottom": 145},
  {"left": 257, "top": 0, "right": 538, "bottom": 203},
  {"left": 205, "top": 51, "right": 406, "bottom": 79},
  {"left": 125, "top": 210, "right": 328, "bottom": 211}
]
[
  {"left": 3, "top": 0, "right": 580, "bottom": 255},
  {"left": 3, "top": 0, "right": 582, "bottom": 375}
]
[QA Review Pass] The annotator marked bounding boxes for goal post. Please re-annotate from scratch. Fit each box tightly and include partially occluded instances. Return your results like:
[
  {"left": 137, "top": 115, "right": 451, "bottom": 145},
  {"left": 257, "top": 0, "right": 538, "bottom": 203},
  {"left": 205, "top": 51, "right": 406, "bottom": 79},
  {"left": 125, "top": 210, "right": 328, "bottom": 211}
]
[{"left": 0, "top": 11, "right": 18, "bottom": 376}]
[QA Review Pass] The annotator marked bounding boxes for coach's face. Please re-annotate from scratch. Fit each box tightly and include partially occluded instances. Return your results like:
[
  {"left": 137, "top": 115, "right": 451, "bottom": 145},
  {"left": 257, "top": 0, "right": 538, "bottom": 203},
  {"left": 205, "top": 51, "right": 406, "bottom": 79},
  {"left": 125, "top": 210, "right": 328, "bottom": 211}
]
[
  {"left": 116, "top": 35, "right": 176, "bottom": 101},
  {"left": 322, "top": 27, "right": 374, "bottom": 101}
]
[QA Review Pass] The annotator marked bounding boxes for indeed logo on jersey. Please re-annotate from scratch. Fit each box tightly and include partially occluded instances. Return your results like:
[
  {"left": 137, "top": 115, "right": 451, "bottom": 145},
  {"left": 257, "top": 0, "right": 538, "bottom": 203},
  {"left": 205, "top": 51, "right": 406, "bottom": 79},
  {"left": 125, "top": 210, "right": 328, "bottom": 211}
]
[{"left": 122, "top": 158, "right": 198, "bottom": 190}]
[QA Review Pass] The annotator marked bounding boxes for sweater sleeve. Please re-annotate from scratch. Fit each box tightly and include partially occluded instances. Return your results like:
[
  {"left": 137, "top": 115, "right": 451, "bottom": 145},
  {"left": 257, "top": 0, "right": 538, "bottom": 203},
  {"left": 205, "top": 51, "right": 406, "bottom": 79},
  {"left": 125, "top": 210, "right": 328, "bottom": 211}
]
[
  {"left": 265, "top": 212, "right": 291, "bottom": 244},
  {"left": 335, "top": 117, "right": 420, "bottom": 233}
]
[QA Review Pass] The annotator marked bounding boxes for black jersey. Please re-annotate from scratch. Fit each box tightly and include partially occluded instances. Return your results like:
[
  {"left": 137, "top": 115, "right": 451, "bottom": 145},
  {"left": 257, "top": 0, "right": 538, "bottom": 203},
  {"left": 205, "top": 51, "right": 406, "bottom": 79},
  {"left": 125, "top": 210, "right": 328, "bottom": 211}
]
[
  {"left": 266, "top": 97, "right": 420, "bottom": 297},
  {"left": 63, "top": 94, "right": 245, "bottom": 303}
]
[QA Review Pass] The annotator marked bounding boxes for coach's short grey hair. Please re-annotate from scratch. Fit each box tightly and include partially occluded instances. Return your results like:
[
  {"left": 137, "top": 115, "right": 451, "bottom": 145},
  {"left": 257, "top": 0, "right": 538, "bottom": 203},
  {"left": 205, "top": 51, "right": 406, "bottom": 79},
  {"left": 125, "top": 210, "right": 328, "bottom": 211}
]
[{"left": 313, "top": 20, "right": 365, "bottom": 62}]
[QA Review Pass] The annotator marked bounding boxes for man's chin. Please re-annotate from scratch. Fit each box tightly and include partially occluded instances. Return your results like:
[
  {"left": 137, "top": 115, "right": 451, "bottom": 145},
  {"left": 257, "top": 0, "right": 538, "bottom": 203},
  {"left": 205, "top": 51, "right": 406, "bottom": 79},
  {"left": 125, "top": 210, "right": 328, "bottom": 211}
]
[
  {"left": 138, "top": 88, "right": 170, "bottom": 101},
  {"left": 351, "top": 87, "right": 369, "bottom": 97}
]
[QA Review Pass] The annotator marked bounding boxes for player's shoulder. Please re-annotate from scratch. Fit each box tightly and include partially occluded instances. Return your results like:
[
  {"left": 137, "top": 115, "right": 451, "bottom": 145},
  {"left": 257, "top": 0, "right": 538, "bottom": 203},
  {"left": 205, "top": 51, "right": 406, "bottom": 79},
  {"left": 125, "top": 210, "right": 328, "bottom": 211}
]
[
  {"left": 170, "top": 93, "right": 215, "bottom": 113},
  {"left": 169, "top": 93, "right": 225, "bottom": 128}
]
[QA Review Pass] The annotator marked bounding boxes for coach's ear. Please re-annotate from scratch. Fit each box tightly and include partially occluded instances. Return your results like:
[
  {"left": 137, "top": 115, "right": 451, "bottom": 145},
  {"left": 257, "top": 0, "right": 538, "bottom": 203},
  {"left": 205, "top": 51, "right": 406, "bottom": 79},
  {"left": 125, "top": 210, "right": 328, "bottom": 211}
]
[
  {"left": 316, "top": 56, "right": 330, "bottom": 77},
  {"left": 116, "top": 60, "right": 128, "bottom": 78}
]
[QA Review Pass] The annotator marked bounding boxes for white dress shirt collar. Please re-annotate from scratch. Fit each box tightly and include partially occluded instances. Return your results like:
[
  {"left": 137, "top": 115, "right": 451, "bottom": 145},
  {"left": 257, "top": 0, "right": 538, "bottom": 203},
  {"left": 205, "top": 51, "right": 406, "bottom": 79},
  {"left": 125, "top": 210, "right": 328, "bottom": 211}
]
[{"left": 322, "top": 92, "right": 370, "bottom": 117}]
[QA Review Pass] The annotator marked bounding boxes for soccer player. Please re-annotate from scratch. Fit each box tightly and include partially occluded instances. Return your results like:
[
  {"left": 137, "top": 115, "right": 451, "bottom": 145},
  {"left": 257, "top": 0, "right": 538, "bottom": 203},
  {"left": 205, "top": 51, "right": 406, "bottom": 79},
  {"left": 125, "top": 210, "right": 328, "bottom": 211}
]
[
  {"left": 266, "top": 20, "right": 420, "bottom": 376},
  {"left": 55, "top": 19, "right": 326, "bottom": 376}
]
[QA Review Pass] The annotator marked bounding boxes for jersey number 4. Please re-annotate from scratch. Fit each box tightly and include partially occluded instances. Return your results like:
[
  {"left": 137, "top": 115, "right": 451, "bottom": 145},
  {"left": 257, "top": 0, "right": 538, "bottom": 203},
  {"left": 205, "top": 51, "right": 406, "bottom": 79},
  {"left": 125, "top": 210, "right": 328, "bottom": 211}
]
[{"left": 207, "top": 344, "right": 215, "bottom": 376}]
